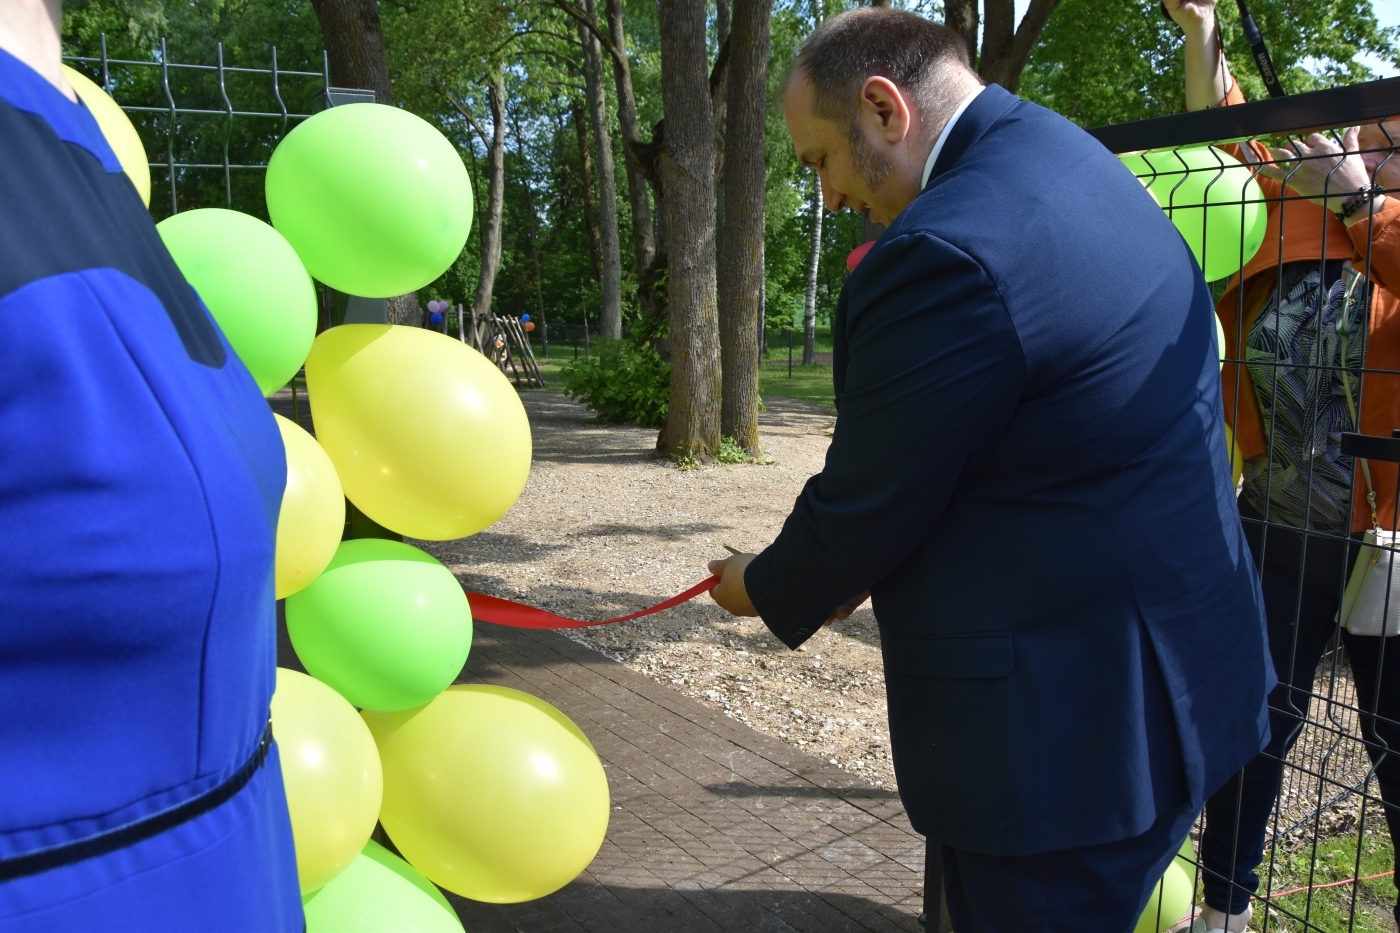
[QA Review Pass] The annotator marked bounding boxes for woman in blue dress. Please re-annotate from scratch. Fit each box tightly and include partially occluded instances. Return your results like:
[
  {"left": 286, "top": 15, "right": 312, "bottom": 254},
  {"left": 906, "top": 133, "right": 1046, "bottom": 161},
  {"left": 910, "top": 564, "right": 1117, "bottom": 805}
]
[{"left": 0, "top": 0, "right": 302, "bottom": 928}]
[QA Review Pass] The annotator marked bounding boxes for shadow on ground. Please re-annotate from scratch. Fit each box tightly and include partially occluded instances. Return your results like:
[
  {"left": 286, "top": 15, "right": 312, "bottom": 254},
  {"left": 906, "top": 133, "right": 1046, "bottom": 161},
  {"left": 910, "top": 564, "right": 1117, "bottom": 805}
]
[{"left": 448, "top": 884, "right": 922, "bottom": 933}]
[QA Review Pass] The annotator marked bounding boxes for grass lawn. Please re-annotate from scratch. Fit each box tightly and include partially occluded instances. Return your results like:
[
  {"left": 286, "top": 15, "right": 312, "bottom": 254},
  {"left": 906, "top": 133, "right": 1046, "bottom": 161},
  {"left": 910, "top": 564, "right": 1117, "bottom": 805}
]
[
  {"left": 526, "top": 342, "right": 836, "bottom": 408},
  {"left": 760, "top": 363, "right": 835, "bottom": 407},
  {"left": 1245, "top": 828, "right": 1397, "bottom": 932}
]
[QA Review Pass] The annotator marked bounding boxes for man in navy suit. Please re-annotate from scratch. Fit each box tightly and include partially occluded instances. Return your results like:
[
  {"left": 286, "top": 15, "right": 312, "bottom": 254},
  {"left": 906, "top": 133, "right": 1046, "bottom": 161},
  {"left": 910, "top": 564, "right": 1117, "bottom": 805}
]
[{"left": 708, "top": 9, "right": 1273, "bottom": 931}]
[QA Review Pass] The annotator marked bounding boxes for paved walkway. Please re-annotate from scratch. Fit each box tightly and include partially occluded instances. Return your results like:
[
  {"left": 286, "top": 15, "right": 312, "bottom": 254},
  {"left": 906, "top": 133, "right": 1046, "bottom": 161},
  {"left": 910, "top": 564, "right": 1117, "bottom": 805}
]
[{"left": 447, "top": 623, "right": 927, "bottom": 933}]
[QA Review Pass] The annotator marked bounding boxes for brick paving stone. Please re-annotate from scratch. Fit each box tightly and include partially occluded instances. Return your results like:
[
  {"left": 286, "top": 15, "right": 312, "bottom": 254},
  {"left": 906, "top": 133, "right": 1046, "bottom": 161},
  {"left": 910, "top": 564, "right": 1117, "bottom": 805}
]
[{"left": 442, "top": 623, "right": 925, "bottom": 932}]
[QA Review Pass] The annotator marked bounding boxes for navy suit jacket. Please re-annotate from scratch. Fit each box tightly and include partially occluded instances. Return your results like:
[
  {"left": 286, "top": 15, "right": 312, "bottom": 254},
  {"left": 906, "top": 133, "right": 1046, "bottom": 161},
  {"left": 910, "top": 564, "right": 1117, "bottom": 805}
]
[{"left": 746, "top": 85, "right": 1273, "bottom": 857}]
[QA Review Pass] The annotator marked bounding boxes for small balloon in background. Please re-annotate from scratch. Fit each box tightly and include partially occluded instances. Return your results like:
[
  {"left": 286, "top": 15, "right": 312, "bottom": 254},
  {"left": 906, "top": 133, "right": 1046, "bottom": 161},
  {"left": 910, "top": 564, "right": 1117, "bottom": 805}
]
[
  {"left": 273, "top": 414, "right": 344, "bottom": 600},
  {"left": 1120, "top": 146, "right": 1266, "bottom": 281},
  {"left": 157, "top": 208, "right": 317, "bottom": 395},
  {"left": 304, "top": 325, "right": 532, "bottom": 540},
  {"left": 520, "top": 313, "right": 530, "bottom": 323},
  {"left": 285, "top": 538, "right": 472, "bottom": 712},
  {"left": 62, "top": 65, "right": 151, "bottom": 207},
  {"left": 266, "top": 104, "right": 473, "bottom": 298},
  {"left": 524, "top": 321, "right": 536, "bottom": 332},
  {"left": 429, "top": 311, "right": 444, "bottom": 328},
  {"left": 1134, "top": 858, "right": 1194, "bottom": 933},
  {"left": 363, "top": 685, "right": 610, "bottom": 903},
  {"left": 270, "top": 668, "right": 383, "bottom": 894},
  {"left": 303, "top": 839, "right": 464, "bottom": 933}
]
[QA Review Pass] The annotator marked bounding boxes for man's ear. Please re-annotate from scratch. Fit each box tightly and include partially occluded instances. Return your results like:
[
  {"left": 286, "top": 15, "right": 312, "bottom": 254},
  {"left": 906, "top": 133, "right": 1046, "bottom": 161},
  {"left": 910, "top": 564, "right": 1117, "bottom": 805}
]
[{"left": 859, "top": 76, "right": 912, "bottom": 144}]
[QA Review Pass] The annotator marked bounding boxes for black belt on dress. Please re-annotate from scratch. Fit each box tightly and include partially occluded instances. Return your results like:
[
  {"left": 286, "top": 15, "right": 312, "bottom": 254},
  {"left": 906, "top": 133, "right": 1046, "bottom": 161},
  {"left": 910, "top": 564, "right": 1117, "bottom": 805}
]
[{"left": 0, "top": 720, "right": 273, "bottom": 882}]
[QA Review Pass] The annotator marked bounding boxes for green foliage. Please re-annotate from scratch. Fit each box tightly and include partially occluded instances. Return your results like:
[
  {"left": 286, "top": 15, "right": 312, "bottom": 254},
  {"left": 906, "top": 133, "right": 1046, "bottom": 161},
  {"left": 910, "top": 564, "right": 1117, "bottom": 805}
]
[
  {"left": 716, "top": 436, "right": 749, "bottom": 464},
  {"left": 1020, "top": 0, "right": 1399, "bottom": 128},
  {"left": 560, "top": 338, "right": 670, "bottom": 428}
]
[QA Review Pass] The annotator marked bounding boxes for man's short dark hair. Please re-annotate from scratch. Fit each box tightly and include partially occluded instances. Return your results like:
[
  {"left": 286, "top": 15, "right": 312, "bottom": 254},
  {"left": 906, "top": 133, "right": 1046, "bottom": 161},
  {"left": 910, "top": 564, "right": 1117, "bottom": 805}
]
[{"left": 793, "top": 9, "right": 973, "bottom": 135}]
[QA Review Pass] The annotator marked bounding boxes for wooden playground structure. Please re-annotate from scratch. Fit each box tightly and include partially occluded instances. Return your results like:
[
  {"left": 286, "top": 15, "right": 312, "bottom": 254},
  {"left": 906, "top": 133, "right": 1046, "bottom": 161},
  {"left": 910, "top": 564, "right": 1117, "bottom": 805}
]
[{"left": 454, "top": 304, "right": 545, "bottom": 389}]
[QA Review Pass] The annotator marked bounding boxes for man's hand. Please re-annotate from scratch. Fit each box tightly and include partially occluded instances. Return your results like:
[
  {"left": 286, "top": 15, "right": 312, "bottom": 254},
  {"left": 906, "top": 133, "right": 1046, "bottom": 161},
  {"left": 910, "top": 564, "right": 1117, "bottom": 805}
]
[
  {"left": 709, "top": 553, "right": 759, "bottom": 616},
  {"left": 825, "top": 591, "right": 870, "bottom": 626},
  {"left": 1255, "top": 127, "right": 1389, "bottom": 222}
]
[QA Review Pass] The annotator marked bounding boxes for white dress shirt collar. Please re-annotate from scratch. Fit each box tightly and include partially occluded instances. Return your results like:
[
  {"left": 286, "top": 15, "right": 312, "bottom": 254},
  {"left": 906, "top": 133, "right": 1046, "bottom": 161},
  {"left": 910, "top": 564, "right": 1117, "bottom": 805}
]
[{"left": 920, "top": 86, "right": 986, "bottom": 190}]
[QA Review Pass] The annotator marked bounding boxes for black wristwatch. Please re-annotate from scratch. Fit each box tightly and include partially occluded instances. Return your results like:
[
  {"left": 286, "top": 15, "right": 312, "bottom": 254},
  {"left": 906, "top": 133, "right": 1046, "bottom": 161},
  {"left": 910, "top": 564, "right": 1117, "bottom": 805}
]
[{"left": 1336, "top": 184, "right": 1387, "bottom": 224}]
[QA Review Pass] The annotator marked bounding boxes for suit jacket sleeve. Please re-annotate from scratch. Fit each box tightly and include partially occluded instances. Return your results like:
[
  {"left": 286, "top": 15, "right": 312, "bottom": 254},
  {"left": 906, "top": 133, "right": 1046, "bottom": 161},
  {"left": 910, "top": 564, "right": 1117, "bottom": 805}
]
[{"left": 745, "top": 231, "right": 1026, "bottom": 648}]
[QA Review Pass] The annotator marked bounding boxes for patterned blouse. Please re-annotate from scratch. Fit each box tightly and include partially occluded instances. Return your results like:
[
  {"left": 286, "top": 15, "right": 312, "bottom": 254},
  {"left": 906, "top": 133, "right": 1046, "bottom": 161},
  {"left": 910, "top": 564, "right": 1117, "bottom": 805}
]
[{"left": 1243, "top": 260, "right": 1370, "bottom": 533}]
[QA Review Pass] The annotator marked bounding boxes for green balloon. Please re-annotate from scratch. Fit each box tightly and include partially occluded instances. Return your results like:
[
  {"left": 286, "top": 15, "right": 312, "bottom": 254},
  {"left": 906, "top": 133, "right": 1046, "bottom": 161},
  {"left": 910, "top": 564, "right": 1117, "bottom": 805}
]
[
  {"left": 1120, "top": 146, "right": 1266, "bottom": 282},
  {"left": 285, "top": 539, "right": 472, "bottom": 711},
  {"left": 304, "top": 840, "right": 463, "bottom": 933},
  {"left": 266, "top": 103, "right": 474, "bottom": 298},
  {"left": 157, "top": 208, "right": 316, "bottom": 395}
]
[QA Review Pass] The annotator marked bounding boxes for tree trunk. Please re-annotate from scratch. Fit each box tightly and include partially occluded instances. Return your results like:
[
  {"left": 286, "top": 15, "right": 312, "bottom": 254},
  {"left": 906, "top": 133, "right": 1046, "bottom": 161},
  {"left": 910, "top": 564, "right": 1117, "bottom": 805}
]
[
  {"left": 944, "top": 0, "right": 979, "bottom": 68},
  {"left": 711, "top": 31, "right": 729, "bottom": 312},
  {"left": 510, "top": 111, "right": 550, "bottom": 346},
  {"left": 385, "top": 293, "right": 420, "bottom": 325},
  {"left": 802, "top": 172, "right": 821, "bottom": 365},
  {"left": 309, "top": 0, "right": 393, "bottom": 103},
  {"left": 976, "top": 0, "right": 1060, "bottom": 93},
  {"left": 601, "top": 0, "right": 655, "bottom": 292},
  {"left": 471, "top": 72, "right": 506, "bottom": 324},
  {"left": 655, "top": 0, "right": 720, "bottom": 460},
  {"left": 579, "top": 0, "right": 623, "bottom": 340},
  {"left": 718, "top": 0, "right": 770, "bottom": 454},
  {"left": 570, "top": 99, "right": 604, "bottom": 284},
  {"left": 311, "top": 0, "right": 416, "bottom": 319}
]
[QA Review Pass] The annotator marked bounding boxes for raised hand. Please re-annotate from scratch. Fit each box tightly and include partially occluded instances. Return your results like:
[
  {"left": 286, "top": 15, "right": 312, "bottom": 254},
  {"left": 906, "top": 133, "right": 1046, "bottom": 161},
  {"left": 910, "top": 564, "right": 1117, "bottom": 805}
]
[{"left": 1260, "top": 127, "right": 1379, "bottom": 215}]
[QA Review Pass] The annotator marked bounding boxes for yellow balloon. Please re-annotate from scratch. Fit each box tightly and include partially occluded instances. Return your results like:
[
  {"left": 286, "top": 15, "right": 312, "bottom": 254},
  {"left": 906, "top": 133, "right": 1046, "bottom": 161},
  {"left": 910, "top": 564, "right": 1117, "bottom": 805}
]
[
  {"left": 1135, "top": 860, "right": 1194, "bottom": 933},
  {"left": 61, "top": 65, "right": 150, "bottom": 207},
  {"left": 271, "top": 668, "right": 384, "bottom": 894},
  {"left": 304, "top": 325, "right": 532, "bottom": 540},
  {"left": 1224, "top": 422, "right": 1244, "bottom": 489},
  {"left": 362, "top": 685, "right": 609, "bottom": 903},
  {"left": 274, "top": 414, "right": 346, "bottom": 599}
]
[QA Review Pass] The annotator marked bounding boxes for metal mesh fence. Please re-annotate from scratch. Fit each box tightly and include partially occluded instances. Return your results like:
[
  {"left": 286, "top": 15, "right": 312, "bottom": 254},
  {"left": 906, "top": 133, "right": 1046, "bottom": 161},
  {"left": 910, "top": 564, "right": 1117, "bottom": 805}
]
[
  {"left": 62, "top": 36, "right": 368, "bottom": 221},
  {"left": 1089, "top": 78, "right": 1400, "bottom": 932}
]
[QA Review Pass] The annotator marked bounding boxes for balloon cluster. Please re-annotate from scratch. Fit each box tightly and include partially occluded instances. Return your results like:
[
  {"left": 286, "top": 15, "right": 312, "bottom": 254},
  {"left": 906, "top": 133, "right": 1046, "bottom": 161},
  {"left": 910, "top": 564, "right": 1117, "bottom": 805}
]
[
  {"left": 1120, "top": 146, "right": 1267, "bottom": 282},
  {"left": 427, "top": 298, "right": 450, "bottom": 329},
  {"left": 521, "top": 312, "right": 536, "bottom": 333},
  {"left": 80, "top": 84, "right": 611, "bottom": 925}
]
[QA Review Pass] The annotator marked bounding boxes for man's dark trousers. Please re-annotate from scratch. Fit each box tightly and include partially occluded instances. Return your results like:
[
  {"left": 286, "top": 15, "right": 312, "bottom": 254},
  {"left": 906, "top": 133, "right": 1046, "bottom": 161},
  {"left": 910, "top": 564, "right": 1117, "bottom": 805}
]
[{"left": 746, "top": 83, "right": 1273, "bottom": 930}]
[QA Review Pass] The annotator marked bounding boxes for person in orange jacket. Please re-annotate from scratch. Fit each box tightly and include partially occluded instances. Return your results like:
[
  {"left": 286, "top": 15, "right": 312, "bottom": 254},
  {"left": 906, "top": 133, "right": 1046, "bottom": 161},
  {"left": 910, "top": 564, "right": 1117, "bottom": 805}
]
[{"left": 1165, "top": 2, "right": 1400, "bottom": 931}]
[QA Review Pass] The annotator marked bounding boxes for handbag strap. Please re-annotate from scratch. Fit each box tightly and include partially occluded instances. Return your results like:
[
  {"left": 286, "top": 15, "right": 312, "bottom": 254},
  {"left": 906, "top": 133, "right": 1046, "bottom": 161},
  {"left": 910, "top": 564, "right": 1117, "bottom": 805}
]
[{"left": 1336, "top": 268, "right": 1378, "bottom": 530}]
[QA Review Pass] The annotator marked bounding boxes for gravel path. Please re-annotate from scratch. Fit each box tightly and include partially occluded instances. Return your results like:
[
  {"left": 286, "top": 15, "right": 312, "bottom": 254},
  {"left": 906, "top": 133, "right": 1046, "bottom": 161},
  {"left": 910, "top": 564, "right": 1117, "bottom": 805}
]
[{"left": 419, "top": 392, "right": 900, "bottom": 792}]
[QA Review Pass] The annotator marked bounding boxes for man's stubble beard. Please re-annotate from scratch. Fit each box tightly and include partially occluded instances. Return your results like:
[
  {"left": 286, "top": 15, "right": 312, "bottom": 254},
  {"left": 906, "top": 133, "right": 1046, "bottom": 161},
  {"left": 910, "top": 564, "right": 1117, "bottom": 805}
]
[{"left": 848, "top": 123, "right": 894, "bottom": 190}]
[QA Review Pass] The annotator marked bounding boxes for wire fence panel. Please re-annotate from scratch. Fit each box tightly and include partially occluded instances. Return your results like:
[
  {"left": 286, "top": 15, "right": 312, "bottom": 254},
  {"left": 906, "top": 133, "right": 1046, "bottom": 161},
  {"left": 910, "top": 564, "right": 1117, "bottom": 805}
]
[
  {"left": 63, "top": 36, "right": 333, "bottom": 220},
  {"left": 1101, "top": 85, "right": 1400, "bottom": 933}
]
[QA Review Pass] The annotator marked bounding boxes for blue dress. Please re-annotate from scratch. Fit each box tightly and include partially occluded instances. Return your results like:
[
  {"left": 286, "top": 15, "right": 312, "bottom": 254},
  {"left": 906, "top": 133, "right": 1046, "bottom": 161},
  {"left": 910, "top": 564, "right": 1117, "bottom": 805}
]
[{"left": 0, "top": 48, "right": 302, "bottom": 930}]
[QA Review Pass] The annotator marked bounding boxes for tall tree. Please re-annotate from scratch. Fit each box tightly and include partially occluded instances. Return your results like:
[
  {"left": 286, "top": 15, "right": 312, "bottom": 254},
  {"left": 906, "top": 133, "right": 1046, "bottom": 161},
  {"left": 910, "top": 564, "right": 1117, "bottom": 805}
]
[
  {"left": 569, "top": 98, "right": 605, "bottom": 284},
  {"left": 471, "top": 71, "right": 507, "bottom": 326},
  {"left": 578, "top": 0, "right": 622, "bottom": 339},
  {"left": 602, "top": 0, "right": 656, "bottom": 286},
  {"left": 656, "top": 0, "right": 720, "bottom": 459},
  {"left": 310, "top": 0, "right": 417, "bottom": 323},
  {"left": 800, "top": 0, "right": 823, "bottom": 367},
  {"left": 802, "top": 171, "right": 821, "bottom": 365},
  {"left": 944, "top": 0, "right": 1061, "bottom": 93},
  {"left": 556, "top": 0, "right": 656, "bottom": 294},
  {"left": 718, "top": 0, "right": 772, "bottom": 454},
  {"left": 310, "top": 0, "right": 393, "bottom": 102}
]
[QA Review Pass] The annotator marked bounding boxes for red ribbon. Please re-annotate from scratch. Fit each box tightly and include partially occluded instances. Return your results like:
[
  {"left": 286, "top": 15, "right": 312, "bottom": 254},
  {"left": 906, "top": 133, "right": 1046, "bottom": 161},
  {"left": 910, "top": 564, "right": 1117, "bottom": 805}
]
[{"left": 465, "top": 576, "right": 720, "bottom": 629}]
